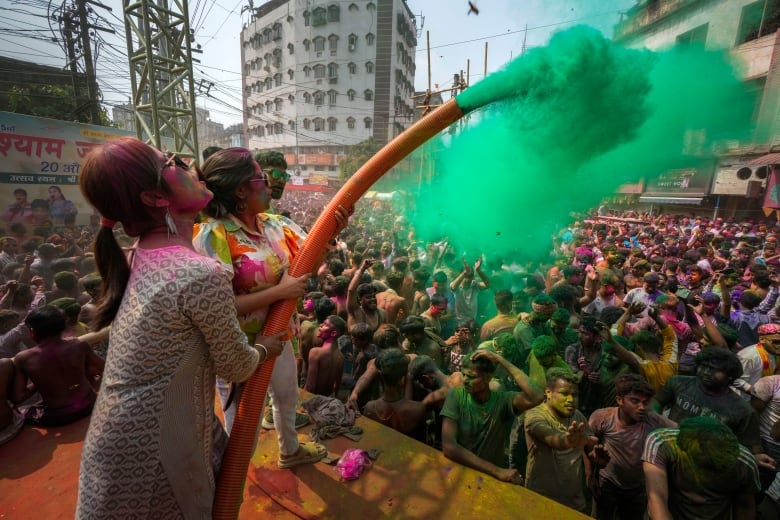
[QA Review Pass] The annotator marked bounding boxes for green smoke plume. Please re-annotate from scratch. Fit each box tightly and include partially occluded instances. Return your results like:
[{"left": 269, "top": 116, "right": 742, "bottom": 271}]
[{"left": 393, "top": 25, "right": 756, "bottom": 264}]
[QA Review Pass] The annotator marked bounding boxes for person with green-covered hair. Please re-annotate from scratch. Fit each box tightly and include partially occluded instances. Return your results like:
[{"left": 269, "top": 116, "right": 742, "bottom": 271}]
[
  {"left": 643, "top": 416, "right": 760, "bottom": 520},
  {"left": 527, "top": 335, "right": 571, "bottom": 390},
  {"left": 50, "top": 296, "right": 88, "bottom": 338},
  {"left": 255, "top": 150, "right": 289, "bottom": 200}
]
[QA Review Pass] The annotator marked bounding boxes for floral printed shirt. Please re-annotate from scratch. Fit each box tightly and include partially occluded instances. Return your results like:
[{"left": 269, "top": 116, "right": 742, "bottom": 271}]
[{"left": 193, "top": 213, "right": 305, "bottom": 343}]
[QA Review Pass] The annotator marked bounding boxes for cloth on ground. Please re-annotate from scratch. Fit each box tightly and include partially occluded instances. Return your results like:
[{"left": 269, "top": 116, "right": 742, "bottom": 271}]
[{"left": 302, "top": 395, "right": 362, "bottom": 441}]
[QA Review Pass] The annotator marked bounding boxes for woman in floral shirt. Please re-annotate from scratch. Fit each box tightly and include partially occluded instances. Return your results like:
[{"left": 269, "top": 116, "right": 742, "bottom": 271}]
[{"left": 194, "top": 148, "right": 348, "bottom": 468}]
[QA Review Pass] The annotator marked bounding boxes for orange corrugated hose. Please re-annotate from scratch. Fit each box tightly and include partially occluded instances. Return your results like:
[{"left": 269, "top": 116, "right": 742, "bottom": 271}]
[{"left": 212, "top": 98, "right": 465, "bottom": 519}]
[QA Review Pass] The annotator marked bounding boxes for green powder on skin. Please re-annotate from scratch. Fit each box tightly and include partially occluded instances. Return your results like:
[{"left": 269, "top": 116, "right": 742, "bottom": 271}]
[{"left": 390, "top": 25, "right": 756, "bottom": 264}]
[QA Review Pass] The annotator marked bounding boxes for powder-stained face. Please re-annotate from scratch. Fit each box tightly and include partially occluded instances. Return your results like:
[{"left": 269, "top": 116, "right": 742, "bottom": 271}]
[
  {"left": 265, "top": 168, "right": 289, "bottom": 199},
  {"left": 462, "top": 367, "right": 489, "bottom": 395},
  {"left": 160, "top": 154, "right": 213, "bottom": 214},
  {"left": 546, "top": 379, "right": 577, "bottom": 418},
  {"left": 359, "top": 292, "right": 377, "bottom": 310},
  {"left": 761, "top": 334, "right": 780, "bottom": 355},
  {"left": 430, "top": 300, "right": 447, "bottom": 317},
  {"left": 696, "top": 361, "right": 729, "bottom": 390},
  {"left": 317, "top": 318, "right": 338, "bottom": 340},
  {"left": 617, "top": 392, "right": 650, "bottom": 423}
]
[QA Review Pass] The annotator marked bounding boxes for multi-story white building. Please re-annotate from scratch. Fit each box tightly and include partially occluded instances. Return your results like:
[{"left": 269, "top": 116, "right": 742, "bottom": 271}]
[{"left": 241, "top": 0, "right": 417, "bottom": 184}]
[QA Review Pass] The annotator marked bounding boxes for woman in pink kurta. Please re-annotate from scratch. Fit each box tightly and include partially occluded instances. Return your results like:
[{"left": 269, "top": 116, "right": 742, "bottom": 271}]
[{"left": 75, "top": 138, "right": 283, "bottom": 519}]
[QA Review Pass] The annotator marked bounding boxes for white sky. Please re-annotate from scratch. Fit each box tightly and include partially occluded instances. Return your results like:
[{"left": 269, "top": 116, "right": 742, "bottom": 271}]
[{"left": 0, "top": 0, "right": 636, "bottom": 127}]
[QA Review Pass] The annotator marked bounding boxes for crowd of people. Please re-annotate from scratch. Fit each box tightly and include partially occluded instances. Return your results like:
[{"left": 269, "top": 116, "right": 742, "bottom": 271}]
[{"left": 1, "top": 139, "right": 780, "bottom": 518}]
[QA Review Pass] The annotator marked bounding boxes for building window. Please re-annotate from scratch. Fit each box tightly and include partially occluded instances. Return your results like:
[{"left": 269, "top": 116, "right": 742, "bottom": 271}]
[
  {"left": 266, "top": 123, "right": 273, "bottom": 135},
  {"left": 736, "top": 1, "right": 780, "bottom": 44},
  {"left": 303, "top": 118, "right": 311, "bottom": 129},
  {"left": 366, "top": 33, "right": 375, "bottom": 46},
  {"left": 676, "top": 23, "right": 709, "bottom": 49},
  {"left": 288, "top": 94, "right": 295, "bottom": 104},
  {"left": 303, "top": 38, "right": 310, "bottom": 51},
  {"left": 328, "top": 62, "right": 338, "bottom": 78},
  {"left": 287, "top": 42, "right": 294, "bottom": 54},
  {"left": 328, "top": 90, "right": 337, "bottom": 105},
  {"left": 347, "top": 116, "right": 355, "bottom": 129},
  {"left": 274, "top": 122, "right": 283, "bottom": 134},
  {"left": 288, "top": 120, "right": 296, "bottom": 130},
  {"left": 257, "top": 126, "right": 264, "bottom": 137},
  {"left": 348, "top": 34, "right": 358, "bottom": 51},
  {"left": 328, "top": 117, "right": 337, "bottom": 131},
  {"left": 348, "top": 62, "right": 357, "bottom": 74},
  {"left": 348, "top": 3, "right": 358, "bottom": 12},
  {"left": 328, "top": 4, "right": 340, "bottom": 22},
  {"left": 288, "top": 69, "right": 294, "bottom": 80},
  {"left": 314, "top": 118, "right": 325, "bottom": 131},
  {"left": 272, "top": 23, "right": 281, "bottom": 40},
  {"left": 303, "top": 65, "right": 311, "bottom": 77},
  {"left": 264, "top": 77, "right": 272, "bottom": 89},
  {"left": 314, "top": 36, "right": 325, "bottom": 52},
  {"left": 303, "top": 10, "right": 310, "bottom": 26},
  {"left": 275, "top": 98, "right": 283, "bottom": 111},
  {"left": 313, "top": 7, "right": 326, "bottom": 26},
  {"left": 314, "top": 64, "right": 326, "bottom": 78},
  {"left": 365, "top": 61, "right": 374, "bottom": 73},
  {"left": 367, "top": 2, "right": 375, "bottom": 12},
  {"left": 274, "top": 73, "right": 282, "bottom": 87},
  {"left": 329, "top": 34, "right": 339, "bottom": 53},
  {"left": 303, "top": 92, "right": 311, "bottom": 103},
  {"left": 364, "top": 89, "right": 373, "bottom": 101},
  {"left": 256, "top": 104, "right": 263, "bottom": 114},
  {"left": 314, "top": 91, "right": 324, "bottom": 105},
  {"left": 347, "top": 89, "right": 356, "bottom": 101},
  {"left": 364, "top": 117, "right": 372, "bottom": 130},
  {"left": 265, "top": 100, "right": 273, "bottom": 112}
]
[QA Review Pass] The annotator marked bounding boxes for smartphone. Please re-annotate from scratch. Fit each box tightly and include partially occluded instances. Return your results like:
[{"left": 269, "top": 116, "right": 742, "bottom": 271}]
[{"left": 676, "top": 288, "right": 691, "bottom": 300}]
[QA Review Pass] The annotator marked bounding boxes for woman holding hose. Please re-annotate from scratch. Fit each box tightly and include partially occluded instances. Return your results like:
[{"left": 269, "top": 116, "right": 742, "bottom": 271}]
[
  {"left": 76, "top": 138, "right": 283, "bottom": 518},
  {"left": 194, "top": 147, "right": 350, "bottom": 468}
]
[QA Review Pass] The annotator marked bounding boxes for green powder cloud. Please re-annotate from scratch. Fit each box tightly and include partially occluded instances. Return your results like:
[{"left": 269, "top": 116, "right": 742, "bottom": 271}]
[{"left": 390, "top": 25, "right": 756, "bottom": 264}]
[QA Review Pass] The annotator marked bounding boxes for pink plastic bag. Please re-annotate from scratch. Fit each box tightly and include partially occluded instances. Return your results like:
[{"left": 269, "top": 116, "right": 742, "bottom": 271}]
[{"left": 336, "top": 449, "right": 372, "bottom": 480}]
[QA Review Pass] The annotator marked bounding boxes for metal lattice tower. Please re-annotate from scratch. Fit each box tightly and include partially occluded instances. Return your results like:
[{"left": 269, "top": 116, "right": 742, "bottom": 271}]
[{"left": 123, "top": 0, "right": 199, "bottom": 158}]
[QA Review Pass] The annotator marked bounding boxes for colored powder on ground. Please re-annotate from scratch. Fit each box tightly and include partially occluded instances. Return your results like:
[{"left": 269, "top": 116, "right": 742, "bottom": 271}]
[{"left": 392, "top": 25, "right": 756, "bottom": 264}]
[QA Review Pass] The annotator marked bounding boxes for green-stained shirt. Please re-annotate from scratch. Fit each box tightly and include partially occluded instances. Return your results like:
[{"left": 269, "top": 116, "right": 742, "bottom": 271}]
[{"left": 440, "top": 387, "right": 518, "bottom": 468}]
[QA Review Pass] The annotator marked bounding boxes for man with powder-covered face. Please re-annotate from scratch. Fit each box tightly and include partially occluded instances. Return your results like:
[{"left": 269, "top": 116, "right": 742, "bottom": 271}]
[{"left": 255, "top": 151, "right": 290, "bottom": 201}]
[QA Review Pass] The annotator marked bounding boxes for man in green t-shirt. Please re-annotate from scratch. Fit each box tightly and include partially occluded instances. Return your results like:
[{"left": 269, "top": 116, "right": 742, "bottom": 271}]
[{"left": 441, "top": 349, "right": 543, "bottom": 484}]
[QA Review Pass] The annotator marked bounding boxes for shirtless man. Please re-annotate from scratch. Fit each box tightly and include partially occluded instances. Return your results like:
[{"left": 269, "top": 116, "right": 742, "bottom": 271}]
[
  {"left": 347, "top": 259, "right": 386, "bottom": 332},
  {"left": 304, "top": 315, "right": 346, "bottom": 397},
  {"left": 299, "top": 296, "right": 335, "bottom": 381},
  {"left": 364, "top": 348, "right": 427, "bottom": 442},
  {"left": 12, "top": 305, "right": 104, "bottom": 426},
  {"left": 376, "top": 271, "right": 408, "bottom": 325}
]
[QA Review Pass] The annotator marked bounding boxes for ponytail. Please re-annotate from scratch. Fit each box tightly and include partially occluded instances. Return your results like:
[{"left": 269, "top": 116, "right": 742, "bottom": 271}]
[{"left": 92, "top": 226, "right": 130, "bottom": 329}]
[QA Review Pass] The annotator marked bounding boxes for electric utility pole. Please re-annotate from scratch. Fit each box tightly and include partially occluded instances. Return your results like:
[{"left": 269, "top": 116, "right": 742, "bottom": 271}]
[{"left": 123, "top": 0, "right": 200, "bottom": 158}]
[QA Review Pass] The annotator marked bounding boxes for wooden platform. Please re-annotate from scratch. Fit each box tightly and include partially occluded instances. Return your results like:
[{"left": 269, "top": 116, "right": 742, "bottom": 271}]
[{"left": 0, "top": 411, "right": 588, "bottom": 519}]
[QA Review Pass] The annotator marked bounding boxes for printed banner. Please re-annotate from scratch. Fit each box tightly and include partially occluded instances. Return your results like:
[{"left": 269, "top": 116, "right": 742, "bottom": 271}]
[{"left": 0, "top": 111, "right": 134, "bottom": 228}]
